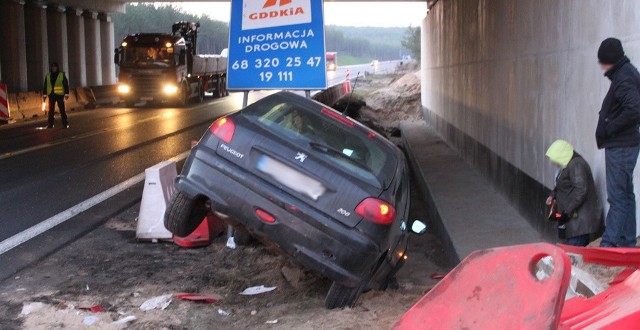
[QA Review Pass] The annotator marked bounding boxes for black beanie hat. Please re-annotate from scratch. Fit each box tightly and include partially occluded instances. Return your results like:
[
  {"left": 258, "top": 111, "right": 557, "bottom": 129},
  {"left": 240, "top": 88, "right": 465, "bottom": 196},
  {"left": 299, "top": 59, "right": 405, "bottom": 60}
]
[{"left": 598, "top": 38, "right": 625, "bottom": 64}]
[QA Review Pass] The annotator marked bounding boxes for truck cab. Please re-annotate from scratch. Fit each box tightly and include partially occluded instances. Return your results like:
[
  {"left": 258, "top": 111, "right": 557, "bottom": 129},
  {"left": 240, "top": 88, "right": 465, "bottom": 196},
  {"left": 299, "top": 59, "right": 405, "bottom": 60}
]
[
  {"left": 114, "top": 34, "right": 188, "bottom": 106},
  {"left": 114, "top": 21, "right": 228, "bottom": 107}
]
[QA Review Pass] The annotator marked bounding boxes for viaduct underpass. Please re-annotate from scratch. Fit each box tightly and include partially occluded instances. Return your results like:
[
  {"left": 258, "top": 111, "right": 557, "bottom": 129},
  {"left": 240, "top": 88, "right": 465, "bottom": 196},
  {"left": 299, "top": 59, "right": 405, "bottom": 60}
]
[
  {"left": 0, "top": 0, "right": 639, "bottom": 245},
  {"left": 421, "top": 0, "right": 640, "bottom": 237}
]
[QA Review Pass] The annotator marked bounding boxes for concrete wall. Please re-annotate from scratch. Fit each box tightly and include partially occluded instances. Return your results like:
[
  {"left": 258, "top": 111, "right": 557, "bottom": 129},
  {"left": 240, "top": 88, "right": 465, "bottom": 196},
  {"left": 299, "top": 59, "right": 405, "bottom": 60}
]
[{"left": 421, "top": 0, "right": 640, "bottom": 236}]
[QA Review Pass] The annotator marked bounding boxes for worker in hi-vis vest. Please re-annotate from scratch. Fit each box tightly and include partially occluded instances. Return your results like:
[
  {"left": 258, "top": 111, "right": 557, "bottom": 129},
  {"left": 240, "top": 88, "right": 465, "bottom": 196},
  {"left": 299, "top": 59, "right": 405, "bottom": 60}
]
[{"left": 42, "top": 62, "right": 70, "bottom": 128}]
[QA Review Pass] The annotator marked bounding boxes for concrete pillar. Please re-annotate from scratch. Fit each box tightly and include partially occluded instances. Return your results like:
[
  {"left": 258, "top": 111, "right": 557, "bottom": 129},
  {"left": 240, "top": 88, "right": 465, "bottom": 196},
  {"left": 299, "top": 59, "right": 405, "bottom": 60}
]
[
  {"left": 66, "top": 7, "right": 86, "bottom": 88},
  {"left": 47, "top": 5, "right": 68, "bottom": 76},
  {"left": 99, "top": 13, "right": 116, "bottom": 85},
  {"left": 0, "top": 0, "right": 28, "bottom": 92},
  {"left": 24, "top": 2, "right": 49, "bottom": 91},
  {"left": 83, "top": 10, "right": 101, "bottom": 86}
]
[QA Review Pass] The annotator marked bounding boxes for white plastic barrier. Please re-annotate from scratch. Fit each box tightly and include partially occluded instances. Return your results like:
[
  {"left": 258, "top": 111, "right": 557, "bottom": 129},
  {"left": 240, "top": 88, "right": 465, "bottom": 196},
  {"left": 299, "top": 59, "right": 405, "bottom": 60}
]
[{"left": 136, "top": 161, "right": 177, "bottom": 240}]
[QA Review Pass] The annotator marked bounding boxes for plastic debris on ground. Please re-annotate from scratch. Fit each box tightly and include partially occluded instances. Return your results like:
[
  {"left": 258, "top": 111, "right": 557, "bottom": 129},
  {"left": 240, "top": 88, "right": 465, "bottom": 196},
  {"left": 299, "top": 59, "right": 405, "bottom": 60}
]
[
  {"left": 112, "top": 315, "right": 137, "bottom": 324},
  {"left": 140, "top": 294, "right": 173, "bottom": 311},
  {"left": 429, "top": 273, "right": 446, "bottom": 280},
  {"left": 21, "top": 302, "right": 46, "bottom": 316},
  {"left": 226, "top": 236, "right": 237, "bottom": 249},
  {"left": 218, "top": 308, "right": 231, "bottom": 316},
  {"left": 240, "top": 285, "right": 276, "bottom": 295},
  {"left": 77, "top": 305, "right": 104, "bottom": 313},
  {"left": 175, "top": 292, "right": 222, "bottom": 303},
  {"left": 83, "top": 315, "right": 99, "bottom": 326},
  {"left": 266, "top": 319, "right": 278, "bottom": 324}
]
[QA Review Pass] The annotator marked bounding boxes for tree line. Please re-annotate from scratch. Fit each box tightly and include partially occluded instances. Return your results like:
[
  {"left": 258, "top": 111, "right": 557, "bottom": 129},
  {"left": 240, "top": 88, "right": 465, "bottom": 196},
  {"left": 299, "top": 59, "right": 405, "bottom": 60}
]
[{"left": 112, "top": 4, "right": 416, "bottom": 61}]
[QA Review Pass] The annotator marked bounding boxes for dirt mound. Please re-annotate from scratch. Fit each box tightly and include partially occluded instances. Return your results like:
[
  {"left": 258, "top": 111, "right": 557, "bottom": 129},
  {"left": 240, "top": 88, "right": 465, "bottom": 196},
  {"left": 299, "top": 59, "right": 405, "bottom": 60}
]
[{"left": 359, "top": 71, "right": 423, "bottom": 131}]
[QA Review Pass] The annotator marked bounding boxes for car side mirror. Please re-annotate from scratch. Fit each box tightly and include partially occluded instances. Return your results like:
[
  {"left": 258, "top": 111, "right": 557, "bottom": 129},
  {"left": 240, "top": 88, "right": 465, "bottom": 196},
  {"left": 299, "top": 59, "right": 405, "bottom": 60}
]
[{"left": 410, "top": 220, "right": 427, "bottom": 235}]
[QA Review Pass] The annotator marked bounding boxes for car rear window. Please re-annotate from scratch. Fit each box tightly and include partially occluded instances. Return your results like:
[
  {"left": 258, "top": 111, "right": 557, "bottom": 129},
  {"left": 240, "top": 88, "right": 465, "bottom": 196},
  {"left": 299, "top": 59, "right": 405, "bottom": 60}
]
[{"left": 242, "top": 95, "right": 395, "bottom": 186}]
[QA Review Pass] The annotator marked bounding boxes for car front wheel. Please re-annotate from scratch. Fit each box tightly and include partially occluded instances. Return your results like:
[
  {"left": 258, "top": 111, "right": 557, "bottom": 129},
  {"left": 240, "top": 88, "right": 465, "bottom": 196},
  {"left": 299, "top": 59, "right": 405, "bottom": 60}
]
[{"left": 164, "top": 191, "right": 209, "bottom": 237}]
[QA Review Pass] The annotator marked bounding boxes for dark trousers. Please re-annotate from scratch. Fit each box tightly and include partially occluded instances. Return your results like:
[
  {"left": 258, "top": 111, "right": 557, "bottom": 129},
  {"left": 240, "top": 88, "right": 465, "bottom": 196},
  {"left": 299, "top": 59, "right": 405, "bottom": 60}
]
[
  {"left": 565, "top": 234, "right": 591, "bottom": 247},
  {"left": 601, "top": 146, "right": 640, "bottom": 247},
  {"left": 48, "top": 94, "right": 67, "bottom": 127}
]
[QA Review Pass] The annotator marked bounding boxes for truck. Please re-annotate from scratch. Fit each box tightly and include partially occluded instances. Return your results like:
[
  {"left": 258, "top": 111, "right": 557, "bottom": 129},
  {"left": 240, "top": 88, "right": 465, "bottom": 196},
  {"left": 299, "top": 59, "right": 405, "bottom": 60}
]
[
  {"left": 326, "top": 52, "right": 337, "bottom": 72},
  {"left": 114, "top": 22, "right": 228, "bottom": 107}
]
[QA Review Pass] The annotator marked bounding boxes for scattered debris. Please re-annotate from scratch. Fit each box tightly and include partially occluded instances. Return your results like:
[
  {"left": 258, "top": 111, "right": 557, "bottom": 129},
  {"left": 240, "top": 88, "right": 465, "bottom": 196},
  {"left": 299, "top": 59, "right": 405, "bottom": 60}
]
[
  {"left": 251, "top": 310, "right": 257, "bottom": 316},
  {"left": 266, "top": 319, "right": 278, "bottom": 324},
  {"left": 82, "top": 315, "right": 99, "bottom": 326},
  {"left": 77, "top": 305, "right": 104, "bottom": 313},
  {"left": 112, "top": 315, "right": 137, "bottom": 325},
  {"left": 217, "top": 308, "right": 231, "bottom": 316},
  {"left": 240, "top": 285, "right": 276, "bottom": 295},
  {"left": 429, "top": 273, "right": 446, "bottom": 280},
  {"left": 175, "top": 292, "right": 222, "bottom": 303},
  {"left": 21, "top": 302, "right": 45, "bottom": 316},
  {"left": 140, "top": 294, "right": 172, "bottom": 311},
  {"left": 226, "top": 236, "right": 237, "bottom": 249}
]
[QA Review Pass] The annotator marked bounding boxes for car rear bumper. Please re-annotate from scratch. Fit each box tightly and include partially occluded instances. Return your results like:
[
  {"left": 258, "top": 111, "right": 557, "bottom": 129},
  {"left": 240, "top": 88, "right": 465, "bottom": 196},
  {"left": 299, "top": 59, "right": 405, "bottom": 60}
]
[{"left": 176, "top": 145, "right": 381, "bottom": 287}]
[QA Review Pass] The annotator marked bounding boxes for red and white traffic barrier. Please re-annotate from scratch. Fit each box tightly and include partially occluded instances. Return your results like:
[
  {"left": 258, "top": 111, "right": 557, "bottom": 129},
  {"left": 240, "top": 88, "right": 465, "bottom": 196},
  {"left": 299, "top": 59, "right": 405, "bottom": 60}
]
[
  {"left": 0, "top": 83, "right": 9, "bottom": 121},
  {"left": 341, "top": 69, "right": 352, "bottom": 94}
]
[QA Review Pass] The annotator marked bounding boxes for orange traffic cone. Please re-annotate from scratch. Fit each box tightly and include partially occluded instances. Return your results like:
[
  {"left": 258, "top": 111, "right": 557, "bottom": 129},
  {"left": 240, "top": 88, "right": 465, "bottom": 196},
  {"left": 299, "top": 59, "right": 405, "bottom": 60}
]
[{"left": 173, "top": 213, "right": 225, "bottom": 248}]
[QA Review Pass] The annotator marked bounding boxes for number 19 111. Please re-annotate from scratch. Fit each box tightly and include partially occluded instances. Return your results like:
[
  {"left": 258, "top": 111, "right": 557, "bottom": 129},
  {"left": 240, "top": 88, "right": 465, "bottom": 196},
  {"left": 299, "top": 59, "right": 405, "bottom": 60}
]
[{"left": 259, "top": 71, "right": 293, "bottom": 82}]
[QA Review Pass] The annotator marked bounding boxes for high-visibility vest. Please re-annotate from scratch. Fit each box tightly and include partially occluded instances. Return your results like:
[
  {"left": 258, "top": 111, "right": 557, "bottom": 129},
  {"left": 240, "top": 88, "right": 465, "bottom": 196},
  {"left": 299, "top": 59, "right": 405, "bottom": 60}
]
[{"left": 46, "top": 72, "right": 65, "bottom": 95}]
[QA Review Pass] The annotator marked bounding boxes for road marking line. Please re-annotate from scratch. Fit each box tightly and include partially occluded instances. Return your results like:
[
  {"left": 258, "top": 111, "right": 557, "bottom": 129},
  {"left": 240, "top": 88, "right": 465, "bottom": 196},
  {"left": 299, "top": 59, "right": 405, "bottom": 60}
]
[
  {"left": 0, "top": 99, "right": 229, "bottom": 161},
  {"left": 0, "top": 151, "right": 191, "bottom": 255}
]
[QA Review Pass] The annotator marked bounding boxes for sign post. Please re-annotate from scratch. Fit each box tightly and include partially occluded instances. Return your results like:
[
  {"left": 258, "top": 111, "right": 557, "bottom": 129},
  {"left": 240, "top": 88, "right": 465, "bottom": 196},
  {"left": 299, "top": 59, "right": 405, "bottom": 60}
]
[{"left": 227, "top": 0, "right": 327, "bottom": 91}]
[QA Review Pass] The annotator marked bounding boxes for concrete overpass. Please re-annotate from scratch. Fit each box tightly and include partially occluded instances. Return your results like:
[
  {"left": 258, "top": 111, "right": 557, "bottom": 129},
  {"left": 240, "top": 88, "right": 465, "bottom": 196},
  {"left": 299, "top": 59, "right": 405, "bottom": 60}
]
[
  {"left": 420, "top": 0, "right": 640, "bottom": 235},
  {"left": 0, "top": 0, "right": 432, "bottom": 93}
]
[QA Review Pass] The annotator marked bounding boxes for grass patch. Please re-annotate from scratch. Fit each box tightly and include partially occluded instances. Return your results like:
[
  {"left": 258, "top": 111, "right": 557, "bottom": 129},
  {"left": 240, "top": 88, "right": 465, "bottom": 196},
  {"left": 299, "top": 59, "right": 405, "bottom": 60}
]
[{"left": 338, "top": 54, "right": 374, "bottom": 66}]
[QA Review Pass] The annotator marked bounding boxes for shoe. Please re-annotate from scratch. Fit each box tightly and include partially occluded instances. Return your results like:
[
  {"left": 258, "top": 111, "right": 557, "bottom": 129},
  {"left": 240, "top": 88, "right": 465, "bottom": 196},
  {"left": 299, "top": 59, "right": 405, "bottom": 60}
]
[{"left": 62, "top": 124, "right": 69, "bottom": 129}]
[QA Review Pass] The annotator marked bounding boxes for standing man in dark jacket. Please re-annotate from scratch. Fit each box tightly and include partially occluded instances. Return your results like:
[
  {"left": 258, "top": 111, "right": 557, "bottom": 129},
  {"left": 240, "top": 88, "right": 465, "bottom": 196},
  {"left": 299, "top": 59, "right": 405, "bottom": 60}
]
[
  {"left": 42, "top": 62, "right": 70, "bottom": 129},
  {"left": 595, "top": 38, "right": 640, "bottom": 247},
  {"left": 546, "top": 140, "right": 602, "bottom": 246}
]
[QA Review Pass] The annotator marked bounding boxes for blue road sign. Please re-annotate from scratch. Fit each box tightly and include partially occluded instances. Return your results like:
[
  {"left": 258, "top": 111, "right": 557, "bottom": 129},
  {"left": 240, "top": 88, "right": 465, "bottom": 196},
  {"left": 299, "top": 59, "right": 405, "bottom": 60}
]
[{"left": 227, "top": 0, "right": 327, "bottom": 90}]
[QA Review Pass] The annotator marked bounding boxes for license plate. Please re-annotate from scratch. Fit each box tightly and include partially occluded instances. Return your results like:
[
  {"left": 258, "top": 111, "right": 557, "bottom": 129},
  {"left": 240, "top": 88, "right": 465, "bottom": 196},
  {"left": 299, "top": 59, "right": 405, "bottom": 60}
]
[
  {"left": 141, "top": 97, "right": 153, "bottom": 101},
  {"left": 257, "top": 155, "right": 325, "bottom": 201}
]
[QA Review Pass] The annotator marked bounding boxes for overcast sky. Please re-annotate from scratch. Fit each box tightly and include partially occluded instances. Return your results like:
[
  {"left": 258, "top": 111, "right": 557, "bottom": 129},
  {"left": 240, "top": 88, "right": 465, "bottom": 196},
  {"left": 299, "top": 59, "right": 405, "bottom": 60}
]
[{"left": 175, "top": 2, "right": 426, "bottom": 27}]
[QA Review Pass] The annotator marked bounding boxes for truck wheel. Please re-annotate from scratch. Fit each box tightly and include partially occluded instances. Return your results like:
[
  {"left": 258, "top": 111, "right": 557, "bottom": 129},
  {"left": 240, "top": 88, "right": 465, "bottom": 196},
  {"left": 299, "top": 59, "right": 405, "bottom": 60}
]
[
  {"left": 214, "top": 79, "right": 222, "bottom": 98},
  {"left": 221, "top": 77, "right": 228, "bottom": 97},
  {"left": 196, "top": 82, "right": 204, "bottom": 103},
  {"left": 325, "top": 282, "right": 359, "bottom": 309},
  {"left": 164, "top": 191, "right": 209, "bottom": 237},
  {"left": 179, "top": 84, "right": 190, "bottom": 107}
]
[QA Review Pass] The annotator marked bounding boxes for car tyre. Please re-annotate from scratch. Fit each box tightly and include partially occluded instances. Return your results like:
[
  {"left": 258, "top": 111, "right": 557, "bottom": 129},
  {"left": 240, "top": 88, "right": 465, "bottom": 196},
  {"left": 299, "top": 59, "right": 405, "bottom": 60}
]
[
  {"left": 232, "top": 227, "right": 253, "bottom": 246},
  {"left": 325, "top": 282, "right": 359, "bottom": 309},
  {"left": 164, "top": 191, "right": 209, "bottom": 237}
]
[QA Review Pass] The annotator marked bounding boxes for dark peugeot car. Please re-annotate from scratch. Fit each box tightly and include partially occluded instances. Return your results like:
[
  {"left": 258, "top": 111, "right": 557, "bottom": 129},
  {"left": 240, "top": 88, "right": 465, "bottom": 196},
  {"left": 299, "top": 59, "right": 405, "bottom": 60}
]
[{"left": 165, "top": 92, "right": 426, "bottom": 309}]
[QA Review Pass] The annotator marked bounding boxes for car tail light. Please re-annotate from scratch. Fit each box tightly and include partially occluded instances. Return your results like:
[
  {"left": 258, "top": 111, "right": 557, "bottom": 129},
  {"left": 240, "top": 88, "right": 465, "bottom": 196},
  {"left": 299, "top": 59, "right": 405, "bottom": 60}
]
[
  {"left": 256, "top": 208, "right": 276, "bottom": 223},
  {"left": 322, "top": 108, "right": 355, "bottom": 127},
  {"left": 210, "top": 117, "right": 235, "bottom": 143},
  {"left": 355, "top": 198, "right": 396, "bottom": 225}
]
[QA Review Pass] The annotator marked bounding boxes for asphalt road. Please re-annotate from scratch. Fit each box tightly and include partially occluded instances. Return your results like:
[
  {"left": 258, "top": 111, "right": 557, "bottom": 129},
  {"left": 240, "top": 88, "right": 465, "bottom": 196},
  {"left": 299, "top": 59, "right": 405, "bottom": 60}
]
[{"left": 0, "top": 92, "right": 271, "bottom": 249}]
